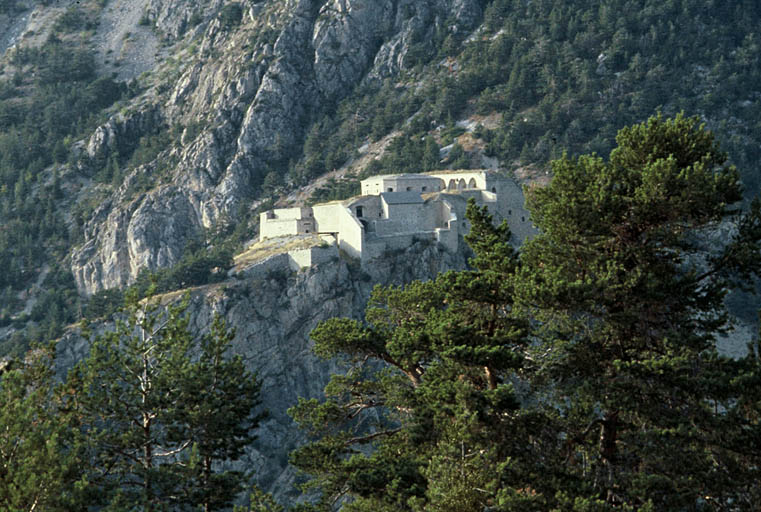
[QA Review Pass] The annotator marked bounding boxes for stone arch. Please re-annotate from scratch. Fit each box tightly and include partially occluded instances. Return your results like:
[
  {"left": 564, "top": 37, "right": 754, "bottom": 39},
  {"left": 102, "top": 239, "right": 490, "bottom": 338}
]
[
  {"left": 448, "top": 179, "right": 457, "bottom": 190},
  {"left": 468, "top": 178, "right": 477, "bottom": 189},
  {"left": 458, "top": 179, "right": 466, "bottom": 191}
]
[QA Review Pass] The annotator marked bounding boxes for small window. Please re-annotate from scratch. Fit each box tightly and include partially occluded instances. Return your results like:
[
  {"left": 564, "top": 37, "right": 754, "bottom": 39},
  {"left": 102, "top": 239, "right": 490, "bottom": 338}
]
[
  {"left": 508, "top": 209, "right": 512, "bottom": 216},
  {"left": 305, "top": 229, "right": 310, "bottom": 233},
  {"left": 356, "top": 206, "right": 364, "bottom": 218},
  {"left": 387, "top": 187, "right": 394, "bottom": 192},
  {"left": 491, "top": 187, "right": 497, "bottom": 193},
  {"left": 521, "top": 216, "right": 525, "bottom": 222},
  {"left": 422, "top": 186, "right": 427, "bottom": 191},
  {"left": 379, "top": 212, "right": 382, "bottom": 217}
]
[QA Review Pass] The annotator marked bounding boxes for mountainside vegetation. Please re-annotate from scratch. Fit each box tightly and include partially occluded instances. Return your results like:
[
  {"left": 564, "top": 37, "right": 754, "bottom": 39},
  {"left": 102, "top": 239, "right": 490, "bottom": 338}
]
[
  {"left": 292, "top": 115, "right": 761, "bottom": 511},
  {"left": 1, "top": 293, "right": 263, "bottom": 510},
  {"left": 0, "top": 0, "right": 760, "bottom": 354},
  {"left": 1, "top": 0, "right": 761, "bottom": 508}
]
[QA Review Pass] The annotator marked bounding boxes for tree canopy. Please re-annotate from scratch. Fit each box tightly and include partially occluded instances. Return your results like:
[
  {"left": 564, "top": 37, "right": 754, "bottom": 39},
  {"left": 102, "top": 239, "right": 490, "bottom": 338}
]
[{"left": 292, "top": 114, "right": 761, "bottom": 511}]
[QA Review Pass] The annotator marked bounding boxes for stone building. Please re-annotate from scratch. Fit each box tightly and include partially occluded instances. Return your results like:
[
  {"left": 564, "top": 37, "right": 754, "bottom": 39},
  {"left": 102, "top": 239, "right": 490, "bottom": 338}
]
[{"left": 259, "top": 170, "right": 536, "bottom": 266}]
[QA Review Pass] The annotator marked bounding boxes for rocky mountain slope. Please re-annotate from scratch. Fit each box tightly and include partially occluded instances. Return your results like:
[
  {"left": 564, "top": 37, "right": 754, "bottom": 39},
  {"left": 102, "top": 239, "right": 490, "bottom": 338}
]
[
  {"left": 1, "top": 0, "right": 761, "bottom": 501},
  {"left": 66, "top": 0, "right": 486, "bottom": 294},
  {"left": 57, "top": 238, "right": 468, "bottom": 501}
]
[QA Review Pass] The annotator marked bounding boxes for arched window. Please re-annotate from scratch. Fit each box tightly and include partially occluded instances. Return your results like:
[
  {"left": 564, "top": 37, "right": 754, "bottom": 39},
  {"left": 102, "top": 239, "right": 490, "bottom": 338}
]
[
  {"left": 448, "top": 179, "right": 457, "bottom": 190},
  {"left": 491, "top": 187, "right": 497, "bottom": 193},
  {"left": 406, "top": 186, "right": 412, "bottom": 191},
  {"left": 458, "top": 179, "right": 466, "bottom": 191},
  {"left": 468, "top": 178, "right": 477, "bottom": 189},
  {"left": 422, "top": 186, "right": 427, "bottom": 191}
]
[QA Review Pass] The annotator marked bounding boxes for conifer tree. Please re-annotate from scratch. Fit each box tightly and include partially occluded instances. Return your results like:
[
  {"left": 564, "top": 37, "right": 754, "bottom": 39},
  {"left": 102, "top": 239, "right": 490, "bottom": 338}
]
[
  {"left": 292, "top": 114, "right": 761, "bottom": 511},
  {"left": 517, "top": 113, "right": 761, "bottom": 509},
  {"left": 289, "top": 202, "right": 533, "bottom": 511},
  {"left": 71, "top": 292, "right": 262, "bottom": 511},
  {"left": 0, "top": 345, "right": 85, "bottom": 511}
]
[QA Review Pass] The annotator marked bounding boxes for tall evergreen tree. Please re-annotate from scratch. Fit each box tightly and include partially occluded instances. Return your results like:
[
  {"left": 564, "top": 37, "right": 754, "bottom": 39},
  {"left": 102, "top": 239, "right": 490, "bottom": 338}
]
[
  {"left": 0, "top": 345, "right": 84, "bottom": 511},
  {"left": 516, "top": 113, "right": 761, "bottom": 509},
  {"left": 292, "top": 114, "right": 761, "bottom": 511},
  {"left": 171, "top": 315, "right": 264, "bottom": 512},
  {"left": 289, "top": 201, "right": 534, "bottom": 511},
  {"left": 71, "top": 293, "right": 262, "bottom": 511}
]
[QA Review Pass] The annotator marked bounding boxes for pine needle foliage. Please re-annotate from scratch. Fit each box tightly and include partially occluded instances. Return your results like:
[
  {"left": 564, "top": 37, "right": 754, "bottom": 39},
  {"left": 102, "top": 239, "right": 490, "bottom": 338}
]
[{"left": 291, "top": 114, "right": 761, "bottom": 511}]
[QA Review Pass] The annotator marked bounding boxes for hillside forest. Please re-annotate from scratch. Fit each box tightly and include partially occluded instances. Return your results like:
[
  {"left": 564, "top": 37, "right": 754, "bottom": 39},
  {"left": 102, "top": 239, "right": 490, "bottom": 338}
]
[
  {"left": 1, "top": 0, "right": 761, "bottom": 510},
  {"left": 0, "top": 0, "right": 760, "bottom": 353},
  {"left": 4, "top": 115, "right": 761, "bottom": 510}
]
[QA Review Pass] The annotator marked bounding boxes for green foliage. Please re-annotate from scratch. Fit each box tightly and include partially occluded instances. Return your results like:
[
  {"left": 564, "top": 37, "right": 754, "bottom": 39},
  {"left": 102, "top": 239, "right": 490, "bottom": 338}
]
[
  {"left": 0, "top": 35, "right": 128, "bottom": 335},
  {"left": 307, "top": 176, "right": 360, "bottom": 205},
  {"left": 514, "top": 114, "right": 761, "bottom": 508},
  {"left": 0, "top": 345, "right": 86, "bottom": 510},
  {"left": 291, "top": 116, "right": 761, "bottom": 510},
  {"left": 52, "top": 7, "right": 92, "bottom": 34},
  {"left": 71, "top": 295, "right": 263, "bottom": 510},
  {"left": 220, "top": 3, "right": 243, "bottom": 29},
  {"left": 290, "top": 201, "right": 533, "bottom": 511}
]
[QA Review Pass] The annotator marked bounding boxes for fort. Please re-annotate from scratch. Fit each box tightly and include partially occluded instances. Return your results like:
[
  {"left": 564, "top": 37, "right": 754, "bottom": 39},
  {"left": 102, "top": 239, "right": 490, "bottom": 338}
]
[{"left": 258, "top": 170, "right": 536, "bottom": 268}]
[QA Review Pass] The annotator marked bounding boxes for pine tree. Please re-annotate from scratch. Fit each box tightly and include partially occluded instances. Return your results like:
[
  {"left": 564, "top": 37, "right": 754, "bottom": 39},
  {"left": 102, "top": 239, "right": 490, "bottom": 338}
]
[
  {"left": 71, "top": 292, "right": 263, "bottom": 511},
  {"left": 289, "top": 202, "right": 534, "bottom": 511},
  {"left": 0, "top": 345, "right": 85, "bottom": 511},
  {"left": 291, "top": 114, "right": 761, "bottom": 511},
  {"left": 171, "top": 315, "right": 264, "bottom": 512},
  {"left": 516, "top": 113, "right": 761, "bottom": 509}
]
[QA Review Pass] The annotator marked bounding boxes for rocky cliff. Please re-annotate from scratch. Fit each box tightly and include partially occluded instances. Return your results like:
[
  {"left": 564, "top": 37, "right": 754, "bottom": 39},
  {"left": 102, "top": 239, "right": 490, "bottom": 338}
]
[
  {"left": 67, "top": 0, "right": 485, "bottom": 295},
  {"left": 59, "top": 239, "right": 468, "bottom": 501}
]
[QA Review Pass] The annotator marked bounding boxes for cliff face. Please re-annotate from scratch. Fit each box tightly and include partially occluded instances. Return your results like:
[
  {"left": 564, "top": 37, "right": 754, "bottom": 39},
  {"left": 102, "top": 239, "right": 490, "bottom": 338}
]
[
  {"left": 68, "top": 0, "right": 485, "bottom": 294},
  {"left": 59, "top": 240, "right": 468, "bottom": 500}
]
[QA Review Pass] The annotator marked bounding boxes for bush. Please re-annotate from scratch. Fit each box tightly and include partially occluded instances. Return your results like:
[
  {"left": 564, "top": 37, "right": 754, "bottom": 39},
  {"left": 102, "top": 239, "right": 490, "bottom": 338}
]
[{"left": 219, "top": 3, "right": 243, "bottom": 29}]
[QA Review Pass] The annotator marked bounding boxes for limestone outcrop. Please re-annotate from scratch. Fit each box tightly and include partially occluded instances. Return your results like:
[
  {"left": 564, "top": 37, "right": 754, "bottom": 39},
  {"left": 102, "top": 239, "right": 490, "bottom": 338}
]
[
  {"left": 68, "top": 0, "right": 486, "bottom": 294},
  {"left": 60, "top": 239, "right": 468, "bottom": 502}
]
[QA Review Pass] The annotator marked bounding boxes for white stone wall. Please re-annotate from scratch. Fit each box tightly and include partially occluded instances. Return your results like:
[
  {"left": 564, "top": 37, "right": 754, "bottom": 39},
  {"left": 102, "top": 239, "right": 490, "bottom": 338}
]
[
  {"left": 312, "top": 203, "right": 364, "bottom": 258},
  {"left": 427, "top": 170, "right": 487, "bottom": 191},
  {"left": 361, "top": 175, "right": 444, "bottom": 195},
  {"left": 288, "top": 244, "right": 339, "bottom": 270},
  {"left": 347, "top": 196, "right": 383, "bottom": 221},
  {"left": 259, "top": 207, "right": 315, "bottom": 240},
  {"left": 259, "top": 215, "right": 301, "bottom": 240},
  {"left": 493, "top": 179, "right": 536, "bottom": 244},
  {"left": 259, "top": 170, "right": 536, "bottom": 262}
]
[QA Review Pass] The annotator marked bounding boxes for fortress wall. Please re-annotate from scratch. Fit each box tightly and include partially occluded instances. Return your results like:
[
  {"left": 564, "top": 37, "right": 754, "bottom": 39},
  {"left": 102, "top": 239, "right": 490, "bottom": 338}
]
[
  {"left": 494, "top": 180, "right": 536, "bottom": 244},
  {"left": 288, "top": 244, "right": 339, "bottom": 271},
  {"left": 427, "top": 171, "right": 487, "bottom": 190},
  {"left": 259, "top": 207, "right": 315, "bottom": 240},
  {"left": 313, "top": 203, "right": 363, "bottom": 258},
  {"left": 391, "top": 202, "right": 437, "bottom": 231},
  {"left": 265, "top": 207, "right": 312, "bottom": 220},
  {"left": 435, "top": 227, "right": 458, "bottom": 252},
  {"left": 361, "top": 176, "right": 386, "bottom": 195},
  {"left": 362, "top": 175, "right": 444, "bottom": 195},
  {"left": 439, "top": 199, "right": 457, "bottom": 230},
  {"left": 388, "top": 176, "right": 444, "bottom": 193},
  {"left": 347, "top": 196, "right": 383, "bottom": 221},
  {"left": 259, "top": 216, "right": 301, "bottom": 240}
]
